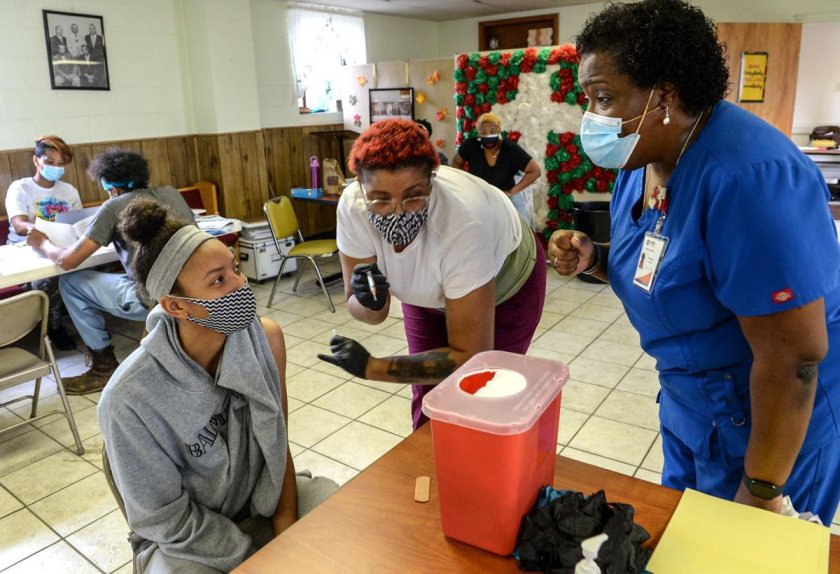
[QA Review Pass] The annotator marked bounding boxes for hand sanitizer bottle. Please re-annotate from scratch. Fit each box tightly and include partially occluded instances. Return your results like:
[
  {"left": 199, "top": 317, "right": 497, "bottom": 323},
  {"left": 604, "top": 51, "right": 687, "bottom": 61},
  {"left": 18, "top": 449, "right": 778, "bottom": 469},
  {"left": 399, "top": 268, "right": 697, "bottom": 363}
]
[{"left": 575, "top": 533, "right": 608, "bottom": 574}]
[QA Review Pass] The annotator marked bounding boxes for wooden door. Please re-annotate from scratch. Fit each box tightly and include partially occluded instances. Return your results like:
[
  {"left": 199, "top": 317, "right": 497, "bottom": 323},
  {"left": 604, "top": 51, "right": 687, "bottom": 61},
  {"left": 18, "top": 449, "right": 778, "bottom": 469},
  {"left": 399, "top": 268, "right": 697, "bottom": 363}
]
[{"left": 717, "top": 23, "right": 802, "bottom": 136}]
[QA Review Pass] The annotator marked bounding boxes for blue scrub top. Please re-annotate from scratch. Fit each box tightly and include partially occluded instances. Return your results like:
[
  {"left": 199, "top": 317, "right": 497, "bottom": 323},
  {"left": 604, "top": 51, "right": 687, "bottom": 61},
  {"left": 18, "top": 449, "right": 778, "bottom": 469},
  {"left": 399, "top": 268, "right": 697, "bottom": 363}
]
[{"left": 608, "top": 101, "right": 840, "bottom": 459}]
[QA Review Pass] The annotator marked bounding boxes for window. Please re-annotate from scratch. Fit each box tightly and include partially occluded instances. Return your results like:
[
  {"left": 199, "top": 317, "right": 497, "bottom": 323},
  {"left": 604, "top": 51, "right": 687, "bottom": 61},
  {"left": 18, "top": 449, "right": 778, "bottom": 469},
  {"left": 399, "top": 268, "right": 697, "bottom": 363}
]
[{"left": 288, "top": 7, "right": 366, "bottom": 114}]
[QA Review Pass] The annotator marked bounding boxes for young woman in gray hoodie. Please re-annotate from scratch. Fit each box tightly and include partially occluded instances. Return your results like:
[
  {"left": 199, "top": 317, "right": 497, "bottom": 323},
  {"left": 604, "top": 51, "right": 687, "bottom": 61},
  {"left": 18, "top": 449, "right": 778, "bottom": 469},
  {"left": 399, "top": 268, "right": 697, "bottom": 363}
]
[{"left": 98, "top": 198, "right": 337, "bottom": 573}]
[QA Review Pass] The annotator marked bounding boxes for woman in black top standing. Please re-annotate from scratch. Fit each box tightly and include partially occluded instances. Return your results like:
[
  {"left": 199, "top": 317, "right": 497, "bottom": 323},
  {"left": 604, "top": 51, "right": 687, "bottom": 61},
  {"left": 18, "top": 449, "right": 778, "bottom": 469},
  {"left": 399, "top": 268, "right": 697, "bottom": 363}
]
[{"left": 452, "top": 112, "right": 541, "bottom": 224}]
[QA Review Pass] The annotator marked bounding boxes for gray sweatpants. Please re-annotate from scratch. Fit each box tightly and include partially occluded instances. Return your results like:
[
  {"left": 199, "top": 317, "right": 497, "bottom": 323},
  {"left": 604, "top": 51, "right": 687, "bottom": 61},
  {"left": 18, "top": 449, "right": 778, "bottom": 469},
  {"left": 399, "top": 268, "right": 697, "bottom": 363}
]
[{"left": 135, "top": 472, "right": 339, "bottom": 574}]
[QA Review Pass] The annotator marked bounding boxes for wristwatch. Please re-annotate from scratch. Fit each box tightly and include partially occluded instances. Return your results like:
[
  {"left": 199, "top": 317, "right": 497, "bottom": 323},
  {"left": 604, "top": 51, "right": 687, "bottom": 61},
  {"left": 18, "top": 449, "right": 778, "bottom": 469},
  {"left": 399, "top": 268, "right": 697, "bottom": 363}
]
[
  {"left": 581, "top": 243, "right": 601, "bottom": 275},
  {"left": 742, "top": 472, "right": 785, "bottom": 500}
]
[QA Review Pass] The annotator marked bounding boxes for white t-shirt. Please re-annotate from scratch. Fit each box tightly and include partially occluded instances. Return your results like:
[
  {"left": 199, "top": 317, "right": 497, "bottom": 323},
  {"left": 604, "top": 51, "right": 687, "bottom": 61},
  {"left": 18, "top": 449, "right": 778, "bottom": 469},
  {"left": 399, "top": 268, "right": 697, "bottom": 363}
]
[
  {"left": 4, "top": 177, "right": 82, "bottom": 243},
  {"left": 337, "top": 166, "right": 522, "bottom": 309}
]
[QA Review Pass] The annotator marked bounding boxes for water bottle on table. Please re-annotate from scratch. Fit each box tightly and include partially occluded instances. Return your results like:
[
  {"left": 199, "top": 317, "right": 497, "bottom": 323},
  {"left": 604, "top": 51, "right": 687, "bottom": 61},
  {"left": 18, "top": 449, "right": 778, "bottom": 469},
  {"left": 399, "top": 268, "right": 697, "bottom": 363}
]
[{"left": 310, "top": 156, "right": 321, "bottom": 189}]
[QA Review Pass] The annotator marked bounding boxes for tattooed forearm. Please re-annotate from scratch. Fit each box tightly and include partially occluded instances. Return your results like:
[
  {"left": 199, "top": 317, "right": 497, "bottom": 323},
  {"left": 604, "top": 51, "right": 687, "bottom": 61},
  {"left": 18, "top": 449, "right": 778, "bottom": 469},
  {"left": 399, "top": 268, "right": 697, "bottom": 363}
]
[{"left": 386, "top": 351, "right": 458, "bottom": 384}]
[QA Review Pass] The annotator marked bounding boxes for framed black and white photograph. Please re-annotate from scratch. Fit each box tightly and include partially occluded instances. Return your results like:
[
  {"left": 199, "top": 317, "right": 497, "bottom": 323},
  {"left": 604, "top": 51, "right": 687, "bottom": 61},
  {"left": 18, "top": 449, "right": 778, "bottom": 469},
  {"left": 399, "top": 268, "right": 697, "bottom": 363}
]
[
  {"left": 42, "top": 10, "right": 110, "bottom": 90},
  {"left": 369, "top": 88, "right": 414, "bottom": 123}
]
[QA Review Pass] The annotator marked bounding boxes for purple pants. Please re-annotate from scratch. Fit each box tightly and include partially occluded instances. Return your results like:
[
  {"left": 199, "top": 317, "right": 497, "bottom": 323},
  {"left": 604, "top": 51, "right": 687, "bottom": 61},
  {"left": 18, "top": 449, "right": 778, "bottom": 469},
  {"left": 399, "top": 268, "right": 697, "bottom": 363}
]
[{"left": 402, "top": 235, "right": 546, "bottom": 430}]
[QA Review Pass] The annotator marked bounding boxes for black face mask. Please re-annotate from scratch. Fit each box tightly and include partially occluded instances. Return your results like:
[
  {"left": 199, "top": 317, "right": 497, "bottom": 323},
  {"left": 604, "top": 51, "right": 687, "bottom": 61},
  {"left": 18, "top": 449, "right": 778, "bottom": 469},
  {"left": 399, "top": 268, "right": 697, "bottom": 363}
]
[{"left": 481, "top": 135, "right": 500, "bottom": 149}]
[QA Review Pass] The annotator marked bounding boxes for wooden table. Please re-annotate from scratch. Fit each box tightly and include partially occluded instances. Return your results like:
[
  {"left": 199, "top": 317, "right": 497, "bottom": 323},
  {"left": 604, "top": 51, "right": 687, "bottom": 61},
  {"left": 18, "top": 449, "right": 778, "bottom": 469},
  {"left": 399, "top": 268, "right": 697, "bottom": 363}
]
[
  {"left": 291, "top": 194, "right": 341, "bottom": 207},
  {"left": 234, "top": 425, "right": 840, "bottom": 573},
  {"left": 0, "top": 243, "right": 119, "bottom": 290},
  {"left": 309, "top": 130, "right": 360, "bottom": 175},
  {"left": 0, "top": 218, "right": 242, "bottom": 290},
  {"left": 289, "top": 193, "right": 341, "bottom": 241}
]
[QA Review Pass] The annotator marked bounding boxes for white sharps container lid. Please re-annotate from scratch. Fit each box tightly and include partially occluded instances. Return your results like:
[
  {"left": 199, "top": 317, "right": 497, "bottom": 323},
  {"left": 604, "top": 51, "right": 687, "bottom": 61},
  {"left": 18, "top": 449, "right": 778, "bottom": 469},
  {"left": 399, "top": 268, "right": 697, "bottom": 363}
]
[{"left": 421, "top": 350, "right": 569, "bottom": 435}]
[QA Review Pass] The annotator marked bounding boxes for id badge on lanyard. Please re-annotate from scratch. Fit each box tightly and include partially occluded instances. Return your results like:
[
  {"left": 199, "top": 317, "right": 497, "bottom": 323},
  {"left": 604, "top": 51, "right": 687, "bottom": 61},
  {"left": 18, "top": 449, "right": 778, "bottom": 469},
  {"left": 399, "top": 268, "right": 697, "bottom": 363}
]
[{"left": 633, "top": 186, "right": 669, "bottom": 293}]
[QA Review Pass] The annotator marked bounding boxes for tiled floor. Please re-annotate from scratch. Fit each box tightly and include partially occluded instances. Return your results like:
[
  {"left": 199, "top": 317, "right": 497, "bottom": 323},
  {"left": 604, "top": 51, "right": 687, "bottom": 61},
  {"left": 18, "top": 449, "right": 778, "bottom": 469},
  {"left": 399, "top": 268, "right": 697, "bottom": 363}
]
[{"left": 0, "top": 258, "right": 837, "bottom": 571}]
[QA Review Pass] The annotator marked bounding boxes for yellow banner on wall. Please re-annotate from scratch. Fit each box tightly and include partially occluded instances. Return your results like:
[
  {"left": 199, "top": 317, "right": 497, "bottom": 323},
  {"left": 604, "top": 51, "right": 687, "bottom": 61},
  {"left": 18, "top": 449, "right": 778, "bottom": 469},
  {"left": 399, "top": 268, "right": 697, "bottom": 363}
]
[{"left": 738, "top": 52, "right": 768, "bottom": 103}]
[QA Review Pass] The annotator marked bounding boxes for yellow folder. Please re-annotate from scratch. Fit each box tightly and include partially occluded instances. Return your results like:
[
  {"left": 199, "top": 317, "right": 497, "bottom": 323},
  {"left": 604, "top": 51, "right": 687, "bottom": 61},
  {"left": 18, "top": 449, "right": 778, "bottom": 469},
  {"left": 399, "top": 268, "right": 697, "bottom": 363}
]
[{"left": 647, "top": 489, "right": 829, "bottom": 573}]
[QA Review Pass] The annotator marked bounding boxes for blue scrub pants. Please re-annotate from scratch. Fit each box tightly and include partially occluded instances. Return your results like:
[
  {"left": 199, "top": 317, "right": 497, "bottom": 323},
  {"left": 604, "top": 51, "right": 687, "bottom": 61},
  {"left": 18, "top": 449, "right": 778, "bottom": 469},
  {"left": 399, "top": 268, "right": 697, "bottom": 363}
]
[{"left": 661, "top": 419, "right": 840, "bottom": 523}]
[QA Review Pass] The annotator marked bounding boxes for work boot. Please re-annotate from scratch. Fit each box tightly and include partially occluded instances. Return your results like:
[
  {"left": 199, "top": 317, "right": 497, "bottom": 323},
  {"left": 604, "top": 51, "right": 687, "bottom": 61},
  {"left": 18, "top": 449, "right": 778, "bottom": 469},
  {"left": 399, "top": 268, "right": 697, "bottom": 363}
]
[
  {"left": 48, "top": 326, "right": 76, "bottom": 352},
  {"left": 63, "top": 346, "right": 119, "bottom": 395}
]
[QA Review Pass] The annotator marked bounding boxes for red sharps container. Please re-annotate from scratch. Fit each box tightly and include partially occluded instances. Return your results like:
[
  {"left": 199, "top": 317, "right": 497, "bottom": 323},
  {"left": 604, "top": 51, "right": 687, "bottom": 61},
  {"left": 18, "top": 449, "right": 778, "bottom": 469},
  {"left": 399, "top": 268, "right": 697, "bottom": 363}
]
[{"left": 422, "top": 350, "right": 568, "bottom": 555}]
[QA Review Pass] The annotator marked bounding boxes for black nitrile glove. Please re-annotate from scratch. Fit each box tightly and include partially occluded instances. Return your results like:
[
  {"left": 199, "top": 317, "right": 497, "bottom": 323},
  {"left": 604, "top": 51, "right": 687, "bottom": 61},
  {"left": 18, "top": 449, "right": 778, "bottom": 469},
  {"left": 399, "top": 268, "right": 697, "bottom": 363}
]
[
  {"left": 317, "top": 335, "right": 371, "bottom": 379},
  {"left": 351, "top": 263, "right": 390, "bottom": 311}
]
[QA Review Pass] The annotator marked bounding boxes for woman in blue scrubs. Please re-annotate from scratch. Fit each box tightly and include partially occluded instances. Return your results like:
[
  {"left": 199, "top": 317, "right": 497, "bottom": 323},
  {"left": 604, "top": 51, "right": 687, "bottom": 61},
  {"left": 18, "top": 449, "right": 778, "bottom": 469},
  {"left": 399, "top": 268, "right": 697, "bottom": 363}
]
[{"left": 549, "top": 0, "right": 840, "bottom": 523}]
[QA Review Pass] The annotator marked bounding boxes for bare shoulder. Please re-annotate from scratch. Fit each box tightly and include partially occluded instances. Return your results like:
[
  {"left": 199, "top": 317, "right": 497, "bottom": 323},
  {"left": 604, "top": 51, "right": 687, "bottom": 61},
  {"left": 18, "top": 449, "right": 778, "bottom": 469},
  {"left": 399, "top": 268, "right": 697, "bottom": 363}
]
[
  {"left": 260, "top": 317, "right": 286, "bottom": 360},
  {"left": 259, "top": 316, "right": 286, "bottom": 352}
]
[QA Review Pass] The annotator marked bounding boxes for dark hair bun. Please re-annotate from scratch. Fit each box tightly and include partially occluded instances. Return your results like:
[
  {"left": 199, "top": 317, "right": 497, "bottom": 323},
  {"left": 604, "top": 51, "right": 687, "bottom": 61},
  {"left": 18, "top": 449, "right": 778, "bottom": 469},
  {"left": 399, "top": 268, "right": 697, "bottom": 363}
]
[{"left": 119, "top": 198, "right": 169, "bottom": 244}]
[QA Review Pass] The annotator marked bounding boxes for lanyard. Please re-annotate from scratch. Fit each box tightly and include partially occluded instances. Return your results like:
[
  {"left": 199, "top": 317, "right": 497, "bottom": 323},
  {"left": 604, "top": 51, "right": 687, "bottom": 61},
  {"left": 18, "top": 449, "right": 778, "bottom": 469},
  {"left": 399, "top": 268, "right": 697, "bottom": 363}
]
[
  {"left": 633, "top": 110, "right": 706, "bottom": 293},
  {"left": 645, "top": 109, "right": 706, "bottom": 237}
]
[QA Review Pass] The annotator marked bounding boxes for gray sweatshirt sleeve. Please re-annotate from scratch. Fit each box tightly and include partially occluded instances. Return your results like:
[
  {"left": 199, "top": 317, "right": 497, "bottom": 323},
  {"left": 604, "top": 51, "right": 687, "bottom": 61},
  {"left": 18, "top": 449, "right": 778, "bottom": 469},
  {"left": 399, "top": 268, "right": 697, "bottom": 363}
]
[{"left": 100, "top": 393, "right": 253, "bottom": 571}]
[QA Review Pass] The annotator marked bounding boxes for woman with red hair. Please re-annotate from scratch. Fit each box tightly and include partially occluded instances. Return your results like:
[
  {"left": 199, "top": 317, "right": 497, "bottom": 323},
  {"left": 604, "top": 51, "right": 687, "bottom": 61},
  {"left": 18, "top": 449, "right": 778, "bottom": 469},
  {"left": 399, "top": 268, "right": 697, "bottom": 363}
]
[{"left": 318, "top": 119, "right": 546, "bottom": 429}]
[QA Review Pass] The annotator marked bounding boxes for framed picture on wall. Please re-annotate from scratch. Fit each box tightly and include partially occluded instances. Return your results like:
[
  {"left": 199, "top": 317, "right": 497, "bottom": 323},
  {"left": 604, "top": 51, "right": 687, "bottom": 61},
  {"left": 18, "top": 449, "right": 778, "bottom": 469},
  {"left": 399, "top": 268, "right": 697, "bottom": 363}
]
[
  {"left": 42, "top": 10, "right": 110, "bottom": 91},
  {"left": 369, "top": 88, "right": 414, "bottom": 123}
]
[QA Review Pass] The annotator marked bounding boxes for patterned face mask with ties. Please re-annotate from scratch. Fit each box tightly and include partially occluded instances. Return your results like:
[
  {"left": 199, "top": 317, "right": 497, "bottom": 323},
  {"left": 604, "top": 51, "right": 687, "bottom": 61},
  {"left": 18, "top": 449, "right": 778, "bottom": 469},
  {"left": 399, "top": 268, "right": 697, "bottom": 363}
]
[
  {"left": 175, "top": 284, "right": 257, "bottom": 335},
  {"left": 367, "top": 204, "right": 430, "bottom": 246}
]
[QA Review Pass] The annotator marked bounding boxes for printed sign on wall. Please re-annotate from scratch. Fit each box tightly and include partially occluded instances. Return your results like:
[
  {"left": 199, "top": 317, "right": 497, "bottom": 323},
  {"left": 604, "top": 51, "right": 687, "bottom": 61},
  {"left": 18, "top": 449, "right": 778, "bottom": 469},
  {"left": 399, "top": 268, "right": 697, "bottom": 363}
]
[{"left": 738, "top": 52, "right": 768, "bottom": 103}]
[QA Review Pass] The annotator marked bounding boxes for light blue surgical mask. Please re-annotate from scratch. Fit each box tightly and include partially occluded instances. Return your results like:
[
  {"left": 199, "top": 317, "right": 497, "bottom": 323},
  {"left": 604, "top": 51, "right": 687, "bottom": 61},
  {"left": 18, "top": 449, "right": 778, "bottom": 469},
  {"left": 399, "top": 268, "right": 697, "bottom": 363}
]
[
  {"left": 40, "top": 164, "right": 65, "bottom": 181},
  {"left": 580, "top": 89, "right": 661, "bottom": 169}
]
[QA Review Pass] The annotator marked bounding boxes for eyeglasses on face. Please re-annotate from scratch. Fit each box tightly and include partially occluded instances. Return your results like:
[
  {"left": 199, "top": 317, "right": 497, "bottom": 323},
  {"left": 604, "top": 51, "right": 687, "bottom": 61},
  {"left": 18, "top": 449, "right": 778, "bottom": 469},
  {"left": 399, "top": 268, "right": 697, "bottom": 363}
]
[{"left": 361, "top": 181, "right": 431, "bottom": 216}]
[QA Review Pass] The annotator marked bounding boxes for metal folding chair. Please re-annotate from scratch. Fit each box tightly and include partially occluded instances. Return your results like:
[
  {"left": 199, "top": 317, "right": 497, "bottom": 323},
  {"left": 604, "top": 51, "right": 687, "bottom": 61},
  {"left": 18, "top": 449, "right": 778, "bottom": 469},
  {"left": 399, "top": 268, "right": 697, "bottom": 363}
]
[
  {"left": 264, "top": 196, "right": 339, "bottom": 312},
  {"left": 0, "top": 290, "right": 84, "bottom": 454}
]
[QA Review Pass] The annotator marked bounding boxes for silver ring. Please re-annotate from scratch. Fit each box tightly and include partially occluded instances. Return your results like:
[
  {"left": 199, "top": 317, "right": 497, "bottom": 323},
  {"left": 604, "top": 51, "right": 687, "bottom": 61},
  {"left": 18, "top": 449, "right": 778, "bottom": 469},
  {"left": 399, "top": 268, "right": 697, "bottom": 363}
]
[{"left": 552, "top": 257, "right": 558, "bottom": 267}]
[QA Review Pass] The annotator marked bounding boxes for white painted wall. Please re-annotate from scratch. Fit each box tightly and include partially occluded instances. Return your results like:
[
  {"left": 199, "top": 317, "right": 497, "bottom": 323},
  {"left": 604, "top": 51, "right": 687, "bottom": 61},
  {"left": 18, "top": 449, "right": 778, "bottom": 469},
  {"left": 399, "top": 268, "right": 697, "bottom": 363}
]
[
  {"left": 0, "top": 0, "right": 190, "bottom": 150},
  {"left": 792, "top": 22, "right": 840, "bottom": 142},
  {"left": 363, "top": 12, "right": 439, "bottom": 62},
  {"left": 186, "top": 0, "right": 262, "bottom": 133},
  {"left": 250, "top": 0, "right": 343, "bottom": 128},
  {"left": 249, "top": 2, "right": 440, "bottom": 128},
  {"left": 0, "top": 0, "right": 837, "bottom": 150},
  {"left": 437, "top": 0, "right": 840, "bottom": 57},
  {"left": 435, "top": 3, "right": 840, "bottom": 144}
]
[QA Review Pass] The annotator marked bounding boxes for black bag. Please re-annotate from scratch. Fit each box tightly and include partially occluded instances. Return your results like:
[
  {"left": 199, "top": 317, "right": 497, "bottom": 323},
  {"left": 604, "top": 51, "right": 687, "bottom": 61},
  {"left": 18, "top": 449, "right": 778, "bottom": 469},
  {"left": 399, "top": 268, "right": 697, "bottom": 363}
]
[
  {"left": 516, "top": 489, "right": 651, "bottom": 574},
  {"left": 810, "top": 125, "right": 840, "bottom": 146}
]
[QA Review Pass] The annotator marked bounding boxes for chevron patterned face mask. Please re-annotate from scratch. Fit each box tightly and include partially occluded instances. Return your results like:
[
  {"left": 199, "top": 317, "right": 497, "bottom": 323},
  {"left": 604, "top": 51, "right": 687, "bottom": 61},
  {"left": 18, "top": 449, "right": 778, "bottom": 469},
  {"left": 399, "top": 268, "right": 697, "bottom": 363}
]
[{"left": 178, "top": 283, "right": 257, "bottom": 335}]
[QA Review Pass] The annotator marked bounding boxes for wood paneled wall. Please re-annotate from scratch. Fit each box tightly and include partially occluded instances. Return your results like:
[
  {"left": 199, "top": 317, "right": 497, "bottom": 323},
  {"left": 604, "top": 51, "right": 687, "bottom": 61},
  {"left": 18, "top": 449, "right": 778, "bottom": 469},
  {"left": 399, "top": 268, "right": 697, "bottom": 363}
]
[
  {"left": 263, "top": 125, "right": 347, "bottom": 238},
  {"left": 0, "top": 124, "right": 347, "bottom": 237},
  {"left": 717, "top": 23, "right": 802, "bottom": 137}
]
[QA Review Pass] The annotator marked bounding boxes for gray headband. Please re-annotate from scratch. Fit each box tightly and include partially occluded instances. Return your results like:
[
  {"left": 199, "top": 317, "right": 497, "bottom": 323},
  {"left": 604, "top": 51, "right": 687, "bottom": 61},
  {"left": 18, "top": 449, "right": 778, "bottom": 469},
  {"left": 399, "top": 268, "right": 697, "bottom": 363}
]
[{"left": 146, "top": 226, "right": 214, "bottom": 300}]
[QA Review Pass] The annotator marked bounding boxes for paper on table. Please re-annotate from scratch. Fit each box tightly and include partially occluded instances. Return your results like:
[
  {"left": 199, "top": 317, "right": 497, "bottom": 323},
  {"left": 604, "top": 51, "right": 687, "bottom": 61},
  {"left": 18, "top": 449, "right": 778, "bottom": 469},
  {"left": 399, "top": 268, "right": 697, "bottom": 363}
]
[
  {"left": 646, "top": 489, "right": 829, "bottom": 574},
  {"left": 196, "top": 215, "right": 234, "bottom": 231},
  {"left": 35, "top": 218, "right": 79, "bottom": 248},
  {"left": 72, "top": 214, "right": 96, "bottom": 237}
]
